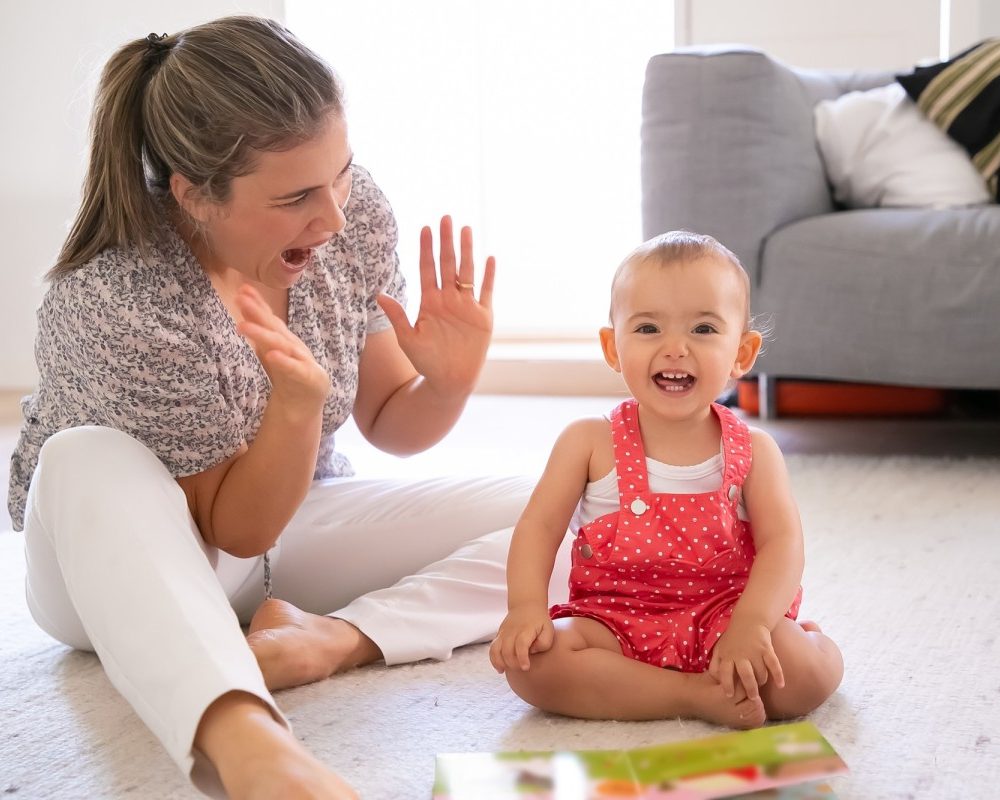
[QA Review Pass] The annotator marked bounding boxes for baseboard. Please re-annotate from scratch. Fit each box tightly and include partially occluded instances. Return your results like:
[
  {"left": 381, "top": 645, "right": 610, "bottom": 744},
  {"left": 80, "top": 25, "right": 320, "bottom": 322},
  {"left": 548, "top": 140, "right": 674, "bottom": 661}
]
[
  {"left": 0, "top": 347, "right": 624, "bottom": 425},
  {"left": 477, "top": 358, "right": 625, "bottom": 396},
  {"left": 0, "top": 390, "right": 25, "bottom": 425},
  {"left": 477, "top": 343, "right": 626, "bottom": 396}
]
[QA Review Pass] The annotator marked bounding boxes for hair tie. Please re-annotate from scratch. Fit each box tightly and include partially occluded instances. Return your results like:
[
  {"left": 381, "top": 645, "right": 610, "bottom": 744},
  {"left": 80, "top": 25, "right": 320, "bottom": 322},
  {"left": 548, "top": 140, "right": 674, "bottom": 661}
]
[{"left": 144, "top": 32, "right": 172, "bottom": 65}]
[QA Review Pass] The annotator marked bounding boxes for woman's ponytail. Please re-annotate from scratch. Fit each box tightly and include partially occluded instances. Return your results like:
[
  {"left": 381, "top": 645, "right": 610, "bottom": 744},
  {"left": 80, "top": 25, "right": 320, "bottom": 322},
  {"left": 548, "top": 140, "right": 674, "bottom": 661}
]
[{"left": 49, "top": 35, "right": 172, "bottom": 278}]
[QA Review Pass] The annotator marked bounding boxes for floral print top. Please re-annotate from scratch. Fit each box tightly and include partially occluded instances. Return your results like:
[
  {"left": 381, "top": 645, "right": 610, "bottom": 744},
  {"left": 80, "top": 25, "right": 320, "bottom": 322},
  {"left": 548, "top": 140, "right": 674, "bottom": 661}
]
[{"left": 8, "top": 165, "right": 406, "bottom": 531}]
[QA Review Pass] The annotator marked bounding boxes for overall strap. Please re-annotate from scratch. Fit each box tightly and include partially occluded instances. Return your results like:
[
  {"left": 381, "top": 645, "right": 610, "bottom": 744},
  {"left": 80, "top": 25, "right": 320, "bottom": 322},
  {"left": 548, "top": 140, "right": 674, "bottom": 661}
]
[
  {"left": 610, "top": 399, "right": 654, "bottom": 518},
  {"left": 714, "top": 402, "right": 753, "bottom": 508}
]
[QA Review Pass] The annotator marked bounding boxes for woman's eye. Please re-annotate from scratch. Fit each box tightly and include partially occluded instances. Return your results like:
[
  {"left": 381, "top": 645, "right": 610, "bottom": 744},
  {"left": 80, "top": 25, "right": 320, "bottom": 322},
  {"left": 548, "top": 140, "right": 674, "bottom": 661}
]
[{"left": 280, "top": 194, "right": 309, "bottom": 208}]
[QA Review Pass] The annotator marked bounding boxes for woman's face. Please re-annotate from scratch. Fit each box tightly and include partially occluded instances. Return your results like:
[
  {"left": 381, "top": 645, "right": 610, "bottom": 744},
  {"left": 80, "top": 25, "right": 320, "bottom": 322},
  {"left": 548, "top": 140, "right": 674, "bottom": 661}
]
[{"left": 185, "top": 112, "right": 354, "bottom": 289}]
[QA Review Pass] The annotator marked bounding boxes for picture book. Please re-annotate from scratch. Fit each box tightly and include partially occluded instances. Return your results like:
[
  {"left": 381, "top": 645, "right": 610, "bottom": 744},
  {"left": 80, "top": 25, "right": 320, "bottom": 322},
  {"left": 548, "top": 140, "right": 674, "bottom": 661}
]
[{"left": 433, "top": 721, "right": 847, "bottom": 799}]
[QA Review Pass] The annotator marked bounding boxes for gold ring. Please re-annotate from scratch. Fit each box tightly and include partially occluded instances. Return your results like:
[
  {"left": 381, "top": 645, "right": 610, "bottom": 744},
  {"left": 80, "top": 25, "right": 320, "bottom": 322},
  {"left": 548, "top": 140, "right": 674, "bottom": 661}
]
[{"left": 455, "top": 280, "right": 475, "bottom": 291}]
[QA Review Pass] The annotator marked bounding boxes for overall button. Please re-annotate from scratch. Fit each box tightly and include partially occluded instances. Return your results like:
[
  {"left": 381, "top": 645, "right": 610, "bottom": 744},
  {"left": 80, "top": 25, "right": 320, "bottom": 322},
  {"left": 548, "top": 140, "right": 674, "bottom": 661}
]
[
  {"left": 630, "top": 498, "right": 648, "bottom": 515},
  {"left": 728, "top": 484, "right": 739, "bottom": 503},
  {"left": 580, "top": 543, "right": 594, "bottom": 559}
]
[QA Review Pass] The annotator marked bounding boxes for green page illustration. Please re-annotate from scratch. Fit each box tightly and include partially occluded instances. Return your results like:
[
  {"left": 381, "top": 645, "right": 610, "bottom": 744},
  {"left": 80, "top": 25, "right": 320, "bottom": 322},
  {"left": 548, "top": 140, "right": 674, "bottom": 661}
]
[{"left": 433, "top": 721, "right": 846, "bottom": 799}]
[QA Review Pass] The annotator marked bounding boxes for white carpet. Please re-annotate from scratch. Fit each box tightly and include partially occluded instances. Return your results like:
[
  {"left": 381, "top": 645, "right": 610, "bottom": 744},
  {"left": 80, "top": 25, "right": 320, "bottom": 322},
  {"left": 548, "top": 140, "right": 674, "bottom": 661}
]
[{"left": 2, "top": 451, "right": 999, "bottom": 798}]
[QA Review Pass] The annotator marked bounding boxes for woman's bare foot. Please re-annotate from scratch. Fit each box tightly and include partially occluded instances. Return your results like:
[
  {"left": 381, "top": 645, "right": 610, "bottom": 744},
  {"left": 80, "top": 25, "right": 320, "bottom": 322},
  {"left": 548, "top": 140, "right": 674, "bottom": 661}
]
[
  {"left": 234, "top": 744, "right": 359, "bottom": 800},
  {"left": 686, "top": 672, "right": 766, "bottom": 729},
  {"left": 247, "top": 599, "right": 383, "bottom": 690},
  {"left": 197, "top": 691, "right": 359, "bottom": 799}
]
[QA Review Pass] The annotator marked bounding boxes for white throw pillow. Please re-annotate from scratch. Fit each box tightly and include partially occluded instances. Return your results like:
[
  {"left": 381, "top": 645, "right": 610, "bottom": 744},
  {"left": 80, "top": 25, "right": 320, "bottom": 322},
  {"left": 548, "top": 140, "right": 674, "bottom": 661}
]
[{"left": 813, "top": 82, "right": 991, "bottom": 208}]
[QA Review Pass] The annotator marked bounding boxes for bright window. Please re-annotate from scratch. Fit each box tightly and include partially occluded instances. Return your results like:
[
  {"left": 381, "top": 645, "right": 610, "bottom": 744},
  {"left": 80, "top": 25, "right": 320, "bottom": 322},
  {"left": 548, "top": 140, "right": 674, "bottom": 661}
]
[{"left": 287, "top": 2, "right": 675, "bottom": 338}]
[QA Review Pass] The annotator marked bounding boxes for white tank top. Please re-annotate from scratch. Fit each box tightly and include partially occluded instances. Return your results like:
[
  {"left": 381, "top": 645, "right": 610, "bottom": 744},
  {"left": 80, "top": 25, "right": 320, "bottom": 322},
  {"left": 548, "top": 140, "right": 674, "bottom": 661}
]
[{"left": 570, "top": 450, "right": 750, "bottom": 533}]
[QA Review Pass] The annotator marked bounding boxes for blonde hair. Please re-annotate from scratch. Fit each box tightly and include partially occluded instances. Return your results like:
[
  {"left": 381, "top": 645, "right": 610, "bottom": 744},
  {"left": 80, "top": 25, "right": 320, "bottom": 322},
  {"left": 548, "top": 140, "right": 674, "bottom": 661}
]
[
  {"left": 50, "top": 16, "right": 343, "bottom": 278},
  {"left": 609, "top": 230, "right": 753, "bottom": 330}
]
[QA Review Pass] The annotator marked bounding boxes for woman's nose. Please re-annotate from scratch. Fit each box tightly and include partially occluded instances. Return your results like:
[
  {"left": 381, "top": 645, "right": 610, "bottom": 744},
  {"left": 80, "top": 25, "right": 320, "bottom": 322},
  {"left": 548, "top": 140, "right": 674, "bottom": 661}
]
[{"left": 310, "top": 188, "right": 348, "bottom": 234}]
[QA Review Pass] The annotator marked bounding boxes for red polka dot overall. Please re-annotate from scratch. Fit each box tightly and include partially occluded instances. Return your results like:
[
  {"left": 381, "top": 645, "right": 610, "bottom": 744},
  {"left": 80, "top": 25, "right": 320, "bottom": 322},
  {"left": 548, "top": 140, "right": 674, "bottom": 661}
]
[{"left": 550, "top": 399, "right": 801, "bottom": 672}]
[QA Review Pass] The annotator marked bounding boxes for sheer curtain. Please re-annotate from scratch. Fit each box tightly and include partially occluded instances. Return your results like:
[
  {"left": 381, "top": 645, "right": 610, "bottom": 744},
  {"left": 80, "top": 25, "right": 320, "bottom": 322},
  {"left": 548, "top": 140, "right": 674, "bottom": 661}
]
[{"left": 287, "top": 1, "right": 674, "bottom": 338}]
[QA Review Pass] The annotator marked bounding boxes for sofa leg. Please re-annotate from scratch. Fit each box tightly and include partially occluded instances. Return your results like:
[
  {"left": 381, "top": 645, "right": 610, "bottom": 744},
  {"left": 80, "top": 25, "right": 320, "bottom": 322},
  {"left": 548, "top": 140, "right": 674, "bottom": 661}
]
[{"left": 758, "top": 374, "right": 778, "bottom": 420}]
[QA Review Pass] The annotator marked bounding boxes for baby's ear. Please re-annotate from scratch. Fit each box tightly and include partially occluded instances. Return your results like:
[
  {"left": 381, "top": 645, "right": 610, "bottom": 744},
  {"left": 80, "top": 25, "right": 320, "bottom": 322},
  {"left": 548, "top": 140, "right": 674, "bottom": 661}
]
[
  {"left": 599, "top": 327, "right": 621, "bottom": 372},
  {"left": 731, "top": 330, "right": 763, "bottom": 378}
]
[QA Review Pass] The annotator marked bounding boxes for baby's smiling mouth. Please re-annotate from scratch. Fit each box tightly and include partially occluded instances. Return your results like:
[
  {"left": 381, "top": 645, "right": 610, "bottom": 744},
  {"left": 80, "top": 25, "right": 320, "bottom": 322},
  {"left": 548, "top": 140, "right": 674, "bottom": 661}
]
[{"left": 653, "top": 371, "right": 696, "bottom": 392}]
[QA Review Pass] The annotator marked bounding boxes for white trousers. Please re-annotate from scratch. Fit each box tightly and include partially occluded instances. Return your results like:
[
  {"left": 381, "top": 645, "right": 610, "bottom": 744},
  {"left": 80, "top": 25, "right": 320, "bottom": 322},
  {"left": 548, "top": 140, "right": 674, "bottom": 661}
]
[{"left": 23, "top": 426, "right": 571, "bottom": 796}]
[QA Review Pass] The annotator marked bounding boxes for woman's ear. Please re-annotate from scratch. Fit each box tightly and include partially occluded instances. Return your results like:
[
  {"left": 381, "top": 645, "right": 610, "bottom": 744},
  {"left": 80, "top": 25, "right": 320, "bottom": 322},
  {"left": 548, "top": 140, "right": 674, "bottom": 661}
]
[
  {"left": 169, "top": 173, "right": 212, "bottom": 225},
  {"left": 599, "top": 326, "right": 621, "bottom": 373},
  {"left": 731, "top": 330, "right": 763, "bottom": 379}
]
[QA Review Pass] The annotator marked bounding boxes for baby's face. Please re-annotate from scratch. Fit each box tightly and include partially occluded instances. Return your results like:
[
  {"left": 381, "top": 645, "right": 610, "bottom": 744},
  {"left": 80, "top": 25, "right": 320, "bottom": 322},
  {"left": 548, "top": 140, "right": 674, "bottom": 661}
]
[{"left": 601, "top": 255, "right": 758, "bottom": 418}]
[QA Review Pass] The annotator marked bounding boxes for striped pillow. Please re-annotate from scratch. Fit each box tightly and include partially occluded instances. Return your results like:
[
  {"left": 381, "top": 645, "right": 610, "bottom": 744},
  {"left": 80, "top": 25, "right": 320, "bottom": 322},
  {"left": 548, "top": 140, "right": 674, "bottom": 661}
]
[{"left": 897, "top": 39, "right": 1000, "bottom": 201}]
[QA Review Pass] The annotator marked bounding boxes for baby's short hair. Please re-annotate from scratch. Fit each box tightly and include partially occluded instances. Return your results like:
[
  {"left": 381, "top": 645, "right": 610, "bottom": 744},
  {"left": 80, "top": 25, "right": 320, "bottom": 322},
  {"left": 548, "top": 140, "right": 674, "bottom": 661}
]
[{"left": 609, "top": 230, "right": 752, "bottom": 329}]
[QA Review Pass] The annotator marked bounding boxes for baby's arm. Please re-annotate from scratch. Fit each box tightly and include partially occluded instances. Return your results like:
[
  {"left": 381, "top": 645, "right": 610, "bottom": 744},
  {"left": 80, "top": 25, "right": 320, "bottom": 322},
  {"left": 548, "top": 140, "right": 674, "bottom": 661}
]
[
  {"left": 709, "top": 429, "right": 804, "bottom": 699},
  {"left": 488, "top": 419, "right": 596, "bottom": 674}
]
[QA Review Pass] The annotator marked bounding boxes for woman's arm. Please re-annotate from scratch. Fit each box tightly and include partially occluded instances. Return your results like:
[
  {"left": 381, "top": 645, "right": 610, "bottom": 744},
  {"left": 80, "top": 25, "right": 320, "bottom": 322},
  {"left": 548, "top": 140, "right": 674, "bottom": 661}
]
[
  {"left": 352, "top": 217, "right": 495, "bottom": 456},
  {"left": 177, "top": 286, "right": 330, "bottom": 558}
]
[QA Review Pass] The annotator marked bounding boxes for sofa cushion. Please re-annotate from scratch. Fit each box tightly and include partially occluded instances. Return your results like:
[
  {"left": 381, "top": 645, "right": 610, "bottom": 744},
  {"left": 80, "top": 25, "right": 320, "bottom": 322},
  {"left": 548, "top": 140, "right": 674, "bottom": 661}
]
[
  {"left": 897, "top": 39, "right": 1000, "bottom": 200},
  {"left": 641, "top": 48, "right": 836, "bottom": 284},
  {"left": 814, "top": 83, "right": 991, "bottom": 208},
  {"left": 754, "top": 207, "right": 1000, "bottom": 387}
]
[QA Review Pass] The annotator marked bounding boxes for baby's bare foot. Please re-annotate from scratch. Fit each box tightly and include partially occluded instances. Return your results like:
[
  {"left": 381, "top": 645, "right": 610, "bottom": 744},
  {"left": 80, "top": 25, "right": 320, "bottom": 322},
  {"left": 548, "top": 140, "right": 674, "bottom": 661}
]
[
  {"left": 247, "top": 599, "right": 382, "bottom": 690},
  {"left": 686, "top": 672, "right": 766, "bottom": 729},
  {"left": 798, "top": 619, "right": 822, "bottom": 633}
]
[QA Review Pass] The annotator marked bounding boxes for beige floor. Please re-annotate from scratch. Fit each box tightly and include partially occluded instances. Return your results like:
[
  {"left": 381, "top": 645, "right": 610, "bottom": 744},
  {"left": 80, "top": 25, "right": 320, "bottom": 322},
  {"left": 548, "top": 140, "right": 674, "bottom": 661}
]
[{"left": 3, "top": 392, "right": 999, "bottom": 799}]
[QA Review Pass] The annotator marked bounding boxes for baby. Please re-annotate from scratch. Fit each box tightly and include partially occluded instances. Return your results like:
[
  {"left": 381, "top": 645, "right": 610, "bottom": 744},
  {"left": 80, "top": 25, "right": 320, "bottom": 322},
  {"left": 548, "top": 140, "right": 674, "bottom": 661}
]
[{"left": 489, "top": 231, "right": 843, "bottom": 727}]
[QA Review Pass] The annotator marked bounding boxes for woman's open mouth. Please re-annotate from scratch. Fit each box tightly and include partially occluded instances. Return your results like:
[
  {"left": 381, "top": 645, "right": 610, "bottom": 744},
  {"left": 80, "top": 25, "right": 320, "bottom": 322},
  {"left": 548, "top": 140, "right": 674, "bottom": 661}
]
[
  {"left": 653, "top": 371, "right": 696, "bottom": 393},
  {"left": 281, "top": 247, "right": 314, "bottom": 273}
]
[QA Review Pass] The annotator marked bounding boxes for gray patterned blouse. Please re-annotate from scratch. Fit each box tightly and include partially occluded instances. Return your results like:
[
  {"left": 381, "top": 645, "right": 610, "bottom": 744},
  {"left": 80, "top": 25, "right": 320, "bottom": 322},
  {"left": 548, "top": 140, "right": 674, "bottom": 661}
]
[{"left": 7, "top": 165, "right": 406, "bottom": 531}]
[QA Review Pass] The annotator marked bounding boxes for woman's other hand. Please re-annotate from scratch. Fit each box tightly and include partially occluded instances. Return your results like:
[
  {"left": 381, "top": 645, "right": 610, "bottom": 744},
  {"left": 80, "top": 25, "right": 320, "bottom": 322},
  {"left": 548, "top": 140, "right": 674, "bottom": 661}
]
[
  {"left": 236, "top": 285, "right": 332, "bottom": 414},
  {"left": 376, "top": 215, "right": 495, "bottom": 397}
]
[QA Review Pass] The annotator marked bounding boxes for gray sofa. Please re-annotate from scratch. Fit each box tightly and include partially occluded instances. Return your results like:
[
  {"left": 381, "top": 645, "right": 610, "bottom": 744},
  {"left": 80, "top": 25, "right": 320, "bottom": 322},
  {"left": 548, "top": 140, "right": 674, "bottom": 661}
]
[{"left": 640, "top": 46, "right": 1000, "bottom": 417}]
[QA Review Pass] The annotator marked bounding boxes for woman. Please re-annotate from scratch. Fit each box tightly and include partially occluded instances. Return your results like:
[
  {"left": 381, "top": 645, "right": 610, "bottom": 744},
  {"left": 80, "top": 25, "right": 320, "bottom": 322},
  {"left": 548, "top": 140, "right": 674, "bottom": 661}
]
[{"left": 9, "top": 16, "right": 568, "bottom": 799}]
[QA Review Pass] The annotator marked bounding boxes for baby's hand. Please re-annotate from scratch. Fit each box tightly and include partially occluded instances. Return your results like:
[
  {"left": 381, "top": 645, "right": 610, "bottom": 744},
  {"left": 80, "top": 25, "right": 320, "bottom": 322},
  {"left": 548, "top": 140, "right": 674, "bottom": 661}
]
[
  {"left": 708, "top": 620, "right": 785, "bottom": 701},
  {"left": 489, "top": 606, "right": 554, "bottom": 673}
]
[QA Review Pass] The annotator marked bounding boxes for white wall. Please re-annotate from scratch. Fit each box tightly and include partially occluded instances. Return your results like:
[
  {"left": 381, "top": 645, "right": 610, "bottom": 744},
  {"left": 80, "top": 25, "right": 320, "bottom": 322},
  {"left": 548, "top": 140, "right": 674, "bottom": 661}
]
[
  {"left": 676, "top": 0, "right": 1000, "bottom": 69},
  {"left": 3, "top": 2, "right": 999, "bottom": 390},
  {"left": 982, "top": 0, "right": 1000, "bottom": 36},
  {"left": 287, "top": 1, "right": 674, "bottom": 339},
  {"left": 952, "top": 0, "right": 1000, "bottom": 54},
  {"left": 676, "top": 0, "right": 939, "bottom": 68},
  {"left": 0, "top": 0, "right": 283, "bottom": 390}
]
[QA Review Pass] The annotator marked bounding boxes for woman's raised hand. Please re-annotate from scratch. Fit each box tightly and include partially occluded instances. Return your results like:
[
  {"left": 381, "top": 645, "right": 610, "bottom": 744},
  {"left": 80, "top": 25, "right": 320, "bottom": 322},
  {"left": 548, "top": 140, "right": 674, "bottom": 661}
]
[
  {"left": 376, "top": 216, "right": 495, "bottom": 396},
  {"left": 236, "top": 285, "right": 331, "bottom": 413}
]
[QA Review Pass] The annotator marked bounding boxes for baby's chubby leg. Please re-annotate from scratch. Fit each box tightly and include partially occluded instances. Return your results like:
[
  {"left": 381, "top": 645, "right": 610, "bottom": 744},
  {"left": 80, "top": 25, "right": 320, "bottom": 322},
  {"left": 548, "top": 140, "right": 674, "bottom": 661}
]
[
  {"left": 760, "top": 618, "right": 844, "bottom": 719},
  {"left": 504, "top": 616, "right": 765, "bottom": 728}
]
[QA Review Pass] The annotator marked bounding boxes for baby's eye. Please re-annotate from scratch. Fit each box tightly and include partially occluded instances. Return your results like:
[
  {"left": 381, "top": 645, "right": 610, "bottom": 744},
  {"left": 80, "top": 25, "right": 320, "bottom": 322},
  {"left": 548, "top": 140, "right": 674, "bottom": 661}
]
[
  {"left": 634, "top": 323, "right": 659, "bottom": 334},
  {"left": 693, "top": 323, "right": 717, "bottom": 334}
]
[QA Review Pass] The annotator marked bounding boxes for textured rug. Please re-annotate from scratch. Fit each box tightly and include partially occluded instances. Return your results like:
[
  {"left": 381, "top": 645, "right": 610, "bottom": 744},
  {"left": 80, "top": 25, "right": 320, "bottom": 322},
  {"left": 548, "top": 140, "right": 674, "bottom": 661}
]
[{"left": 2, "top": 453, "right": 999, "bottom": 799}]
